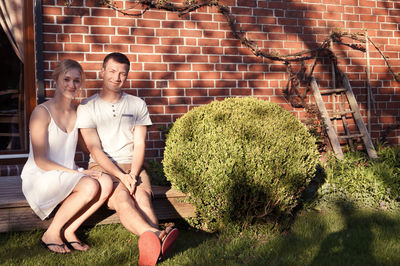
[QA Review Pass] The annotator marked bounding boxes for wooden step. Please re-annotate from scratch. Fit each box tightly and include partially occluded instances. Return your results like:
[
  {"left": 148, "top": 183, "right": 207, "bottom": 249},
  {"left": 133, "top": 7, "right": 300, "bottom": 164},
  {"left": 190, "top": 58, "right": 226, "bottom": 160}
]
[
  {"left": 0, "top": 176, "right": 195, "bottom": 232},
  {"left": 329, "top": 110, "right": 355, "bottom": 118},
  {"left": 338, "top": 134, "right": 364, "bottom": 139},
  {"left": 319, "top": 88, "right": 347, "bottom": 94}
]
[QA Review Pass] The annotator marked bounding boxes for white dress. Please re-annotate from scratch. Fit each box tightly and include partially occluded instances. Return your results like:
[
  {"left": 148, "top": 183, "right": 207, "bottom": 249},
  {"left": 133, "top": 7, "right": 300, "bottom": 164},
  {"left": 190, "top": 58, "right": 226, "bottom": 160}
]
[{"left": 21, "top": 105, "right": 85, "bottom": 220}]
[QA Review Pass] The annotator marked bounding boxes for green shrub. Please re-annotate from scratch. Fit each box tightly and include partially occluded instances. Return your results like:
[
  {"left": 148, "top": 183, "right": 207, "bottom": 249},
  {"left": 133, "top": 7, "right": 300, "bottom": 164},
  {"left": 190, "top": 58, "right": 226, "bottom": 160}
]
[
  {"left": 163, "top": 97, "right": 320, "bottom": 231},
  {"left": 314, "top": 145, "right": 400, "bottom": 210}
]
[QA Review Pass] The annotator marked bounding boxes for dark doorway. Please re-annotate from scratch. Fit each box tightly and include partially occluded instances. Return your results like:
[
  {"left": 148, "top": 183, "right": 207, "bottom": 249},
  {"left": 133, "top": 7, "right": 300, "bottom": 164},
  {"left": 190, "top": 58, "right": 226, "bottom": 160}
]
[{"left": 0, "top": 25, "right": 26, "bottom": 152}]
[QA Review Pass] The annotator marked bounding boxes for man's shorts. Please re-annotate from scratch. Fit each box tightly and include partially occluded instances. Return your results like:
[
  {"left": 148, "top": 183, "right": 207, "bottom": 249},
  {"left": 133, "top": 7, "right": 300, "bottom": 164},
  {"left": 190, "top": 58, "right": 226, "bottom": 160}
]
[{"left": 88, "top": 162, "right": 152, "bottom": 193}]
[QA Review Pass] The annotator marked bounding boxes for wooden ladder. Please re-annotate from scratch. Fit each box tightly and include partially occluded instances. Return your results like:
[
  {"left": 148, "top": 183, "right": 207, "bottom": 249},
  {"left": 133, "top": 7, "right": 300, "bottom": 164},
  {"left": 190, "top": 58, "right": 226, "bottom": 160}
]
[{"left": 310, "top": 75, "right": 378, "bottom": 160}]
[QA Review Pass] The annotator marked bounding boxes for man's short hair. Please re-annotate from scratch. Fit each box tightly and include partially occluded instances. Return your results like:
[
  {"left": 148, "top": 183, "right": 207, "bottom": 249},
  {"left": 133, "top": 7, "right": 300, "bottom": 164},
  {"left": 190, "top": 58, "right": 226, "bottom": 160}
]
[{"left": 103, "top": 52, "right": 130, "bottom": 71}]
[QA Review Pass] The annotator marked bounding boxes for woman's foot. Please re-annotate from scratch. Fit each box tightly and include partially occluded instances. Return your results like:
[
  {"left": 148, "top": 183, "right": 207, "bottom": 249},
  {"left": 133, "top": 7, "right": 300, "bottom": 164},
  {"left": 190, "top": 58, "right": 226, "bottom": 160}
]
[
  {"left": 63, "top": 231, "right": 90, "bottom": 251},
  {"left": 41, "top": 232, "right": 71, "bottom": 253},
  {"left": 65, "top": 241, "right": 90, "bottom": 251}
]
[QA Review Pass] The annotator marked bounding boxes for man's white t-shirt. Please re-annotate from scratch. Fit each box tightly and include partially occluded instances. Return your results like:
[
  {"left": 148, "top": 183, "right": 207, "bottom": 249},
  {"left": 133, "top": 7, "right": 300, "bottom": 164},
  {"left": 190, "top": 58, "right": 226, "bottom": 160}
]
[{"left": 77, "top": 93, "right": 152, "bottom": 164}]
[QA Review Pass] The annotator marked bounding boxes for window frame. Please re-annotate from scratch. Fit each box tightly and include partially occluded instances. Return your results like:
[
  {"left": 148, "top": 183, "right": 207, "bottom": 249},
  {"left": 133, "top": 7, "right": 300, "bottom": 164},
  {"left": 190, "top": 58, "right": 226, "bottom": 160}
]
[{"left": 0, "top": 0, "right": 35, "bottom": 162}]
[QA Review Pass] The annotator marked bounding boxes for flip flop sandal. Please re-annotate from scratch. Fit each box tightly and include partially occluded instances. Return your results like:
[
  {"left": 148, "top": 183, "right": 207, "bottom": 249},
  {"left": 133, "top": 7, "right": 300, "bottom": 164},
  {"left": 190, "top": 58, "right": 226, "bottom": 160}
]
[
  {"left": 159, "top": 227, "right": 179, "bottom": 258},
  {"left": 138, "top": 231, "right": 161, "bottom": 266},
  {"left": 40, "top": 240, "right": 69, "bottom": 254},
  {"left": 65, "top": 241, "right": 90, "bottom": 251}
]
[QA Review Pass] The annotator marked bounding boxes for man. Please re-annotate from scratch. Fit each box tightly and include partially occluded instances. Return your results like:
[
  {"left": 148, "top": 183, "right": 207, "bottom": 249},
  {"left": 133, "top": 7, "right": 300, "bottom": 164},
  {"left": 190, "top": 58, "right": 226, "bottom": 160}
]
[{"left": 77, "top": 52, "right": 178, "bottom": 266}]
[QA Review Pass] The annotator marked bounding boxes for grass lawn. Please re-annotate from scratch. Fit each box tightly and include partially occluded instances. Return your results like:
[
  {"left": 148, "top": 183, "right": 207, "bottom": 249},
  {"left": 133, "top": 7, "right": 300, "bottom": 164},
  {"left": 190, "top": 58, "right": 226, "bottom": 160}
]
[{"left": 1, "top": 202, "right": 400, "bottom": 265}]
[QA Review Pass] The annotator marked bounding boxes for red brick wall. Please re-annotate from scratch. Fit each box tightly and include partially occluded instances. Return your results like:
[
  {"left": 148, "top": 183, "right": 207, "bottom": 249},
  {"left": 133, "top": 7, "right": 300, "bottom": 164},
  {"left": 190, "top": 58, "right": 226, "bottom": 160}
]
[{"left": 40, "top": 0, "right": 400, "bottom": 162}]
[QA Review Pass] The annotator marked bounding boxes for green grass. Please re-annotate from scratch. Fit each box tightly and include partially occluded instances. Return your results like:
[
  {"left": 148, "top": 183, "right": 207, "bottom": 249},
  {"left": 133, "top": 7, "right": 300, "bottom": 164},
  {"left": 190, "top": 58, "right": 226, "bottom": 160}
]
[{"left": 2, "top": 202, "right": 400, "bottom": 265}]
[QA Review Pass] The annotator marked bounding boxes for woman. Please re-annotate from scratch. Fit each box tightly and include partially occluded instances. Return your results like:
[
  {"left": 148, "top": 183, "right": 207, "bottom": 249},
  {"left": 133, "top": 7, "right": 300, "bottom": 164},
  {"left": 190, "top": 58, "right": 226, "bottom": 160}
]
[{"left": 21, "top": 59, "right": 113, "bottom": 253}]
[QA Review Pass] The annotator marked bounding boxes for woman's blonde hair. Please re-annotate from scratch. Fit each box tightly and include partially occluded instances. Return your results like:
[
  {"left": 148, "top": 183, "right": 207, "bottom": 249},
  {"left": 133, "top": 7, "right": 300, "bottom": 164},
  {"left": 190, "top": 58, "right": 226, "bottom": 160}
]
[{"left": 52, "top": 59, "right": 85, "bottom": 84}]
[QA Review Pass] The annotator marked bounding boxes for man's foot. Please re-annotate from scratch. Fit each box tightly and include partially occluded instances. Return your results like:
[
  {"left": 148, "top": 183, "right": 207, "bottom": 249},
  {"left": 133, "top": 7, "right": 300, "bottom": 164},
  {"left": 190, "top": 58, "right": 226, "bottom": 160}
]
[
  {"left": 138, "top": 231, "right": 161, "bottom": 266},
  {"left": 65, "top": 241, "right": 90, "bottom": 251},
  {"left": 159, "top": 226, "right": 179, "bottom": 259},
  {"left": 40, "top": 239, "right": 70, "bottom": 254}
]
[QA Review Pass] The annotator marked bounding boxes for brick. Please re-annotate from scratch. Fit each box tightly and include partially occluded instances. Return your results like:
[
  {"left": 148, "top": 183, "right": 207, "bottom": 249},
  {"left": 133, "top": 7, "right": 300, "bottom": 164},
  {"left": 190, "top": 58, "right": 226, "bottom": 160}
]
[
  {"left": 43, "top": 6, "right": 62, "bottom": 15},
  {"left": 65, "top": 43, "right": 90, "bottom": 52},
  {"left": 64, "top": 25, "right": 89, "bottom": 33},
  {"left": 64, "top": 7, "right": 90, "bottom": 16},
  {"left": 162, "top": 21, "right": 184, "bottom": 28},
  {"left": 152, "top": 72, "right": 174, "bottom": 80},
  {"left": 202, "top": 47, "right": 223, "bottom": 55},
  {"left": 168, "top": 97, "right": 191, "bottom": 105},
  {"left": 136, "top": 37, "right": 160, "bottom": 45},
  {"left": 192, "top": 97, "right": 214, "bottom": 105},
  {"left": 43, "top": 43, "right": 63, "bottom": 51},
  {"left": 176, "top": 72, "right": 198, "bottom": 79},
  {"left": 85, "top": 35, "right": 110, "bottom": 43},
  {"left": 43, "top": 15, "right": 55, "bottom": 24},
  {"left": 137, "top": 19, "right": 161, "bottom": 28},
  {"left": 58, "top": 53, "right": 84, "bottom": 61},
  {"left": 192, "top": 80, "right": 214, "bottom": 88},
  {"left": 144, "top": 63, "right": 167, "bottom": 71},
  {"left": 232, "top": 88, "right": 252, "bottom": 95},
  {"left": 111, "top": 36, "right": 135, "bottom": 44},
  {"left": 84, "top": 17, "right": 109, "bottom": 25},
  {"left": 132, "top": 28, "right": 155, "bottom": 36},
  {"left": 128, "top": 72, "right": 150, "bottom": 80},
  {"left": 90, "top": 26, "right": 115, "bottom": 34},
  {"left": 130, "top": 45, "right": 153, "bottom": 53},
  {"left": 146, "top": 97, "right": 168, "bottom": 105},
  {"left": 104, "top": 44, "right": 128, "bottom": 52},
  {"left": 156, "top": 29, "right": 179, "bottom": 37},
  {"left": 180, "top": 47, "right": 201, "bottom": 54},
  {"left": 163, "top": 55, "right": 185, "bottom": 62},
  {"left": 118, "top": 27, "right": 130, "bottom": 35},
  {"left": 165, "top": 106, "right": 188, "bottom": 114},
  {"left": 169, "top": 63, "right": 191, "bottom": 71},
  {"left": 163, "top": 89, "right": 185, "bottom": 96},
  {"left": 216, "top": 80, "right": 236, "bottom": 88},
  {"left": 161, "top": 38, "right": 184, "bottom": 46},
  {"left": 138, "top": 89, "right": 161, "bottom": 96},
  {"left": 91, "top": 8, "right": 115, "bottom": 17},
  {"left": 209, "top": 89, "right": 230, "bottom": 96},
  {"left": 142, "top": 10, "right": 166, "bottom": 20},
  {"left": 169, "top": 80, "right": 191, "bottom": 88},
  {"left": 199, "top": 72, "right": 220, "bottom": 80},
  {"left": 150, "top": 115, "right": 172, "bottom": 123},
  {"left": 180, "top": 29, "right": 202, "bottom": 38}
]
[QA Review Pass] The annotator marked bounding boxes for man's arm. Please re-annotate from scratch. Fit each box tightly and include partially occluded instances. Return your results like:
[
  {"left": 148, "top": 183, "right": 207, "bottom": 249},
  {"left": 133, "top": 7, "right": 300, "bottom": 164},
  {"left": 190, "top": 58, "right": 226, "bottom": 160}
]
[
  {"left": 80, "top": 128, "right": 136, "bottom": 194},
  {"left": 129, "top": 125, "right": 147, "bottom": 178}
]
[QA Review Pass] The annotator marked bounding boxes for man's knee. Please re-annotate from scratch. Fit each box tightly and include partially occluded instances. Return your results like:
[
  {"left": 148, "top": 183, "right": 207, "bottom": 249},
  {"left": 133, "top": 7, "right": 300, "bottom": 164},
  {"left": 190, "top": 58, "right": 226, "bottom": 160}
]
[{"left": 109, "top": 186, "right": 135, "bottom": 210}]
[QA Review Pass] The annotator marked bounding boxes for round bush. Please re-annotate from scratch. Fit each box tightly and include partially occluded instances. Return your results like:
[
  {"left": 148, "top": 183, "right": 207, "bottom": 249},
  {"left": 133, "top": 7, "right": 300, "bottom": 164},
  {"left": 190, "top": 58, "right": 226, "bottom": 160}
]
[{"left": 163, "top": 97, "right": 320, "bottom": 231}]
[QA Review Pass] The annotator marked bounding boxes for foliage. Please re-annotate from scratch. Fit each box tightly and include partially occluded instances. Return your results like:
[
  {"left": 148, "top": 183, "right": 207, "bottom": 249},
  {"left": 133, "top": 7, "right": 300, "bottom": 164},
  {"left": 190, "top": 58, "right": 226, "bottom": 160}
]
[
  {"left": 311, "top": 145, "right": 400, "bottom": 211},
  {"left": 163, "top": 97, "right": 320, "bottom": 231},
  {"left": 146, "top": 159, "right": 170, "bottom": 186}
]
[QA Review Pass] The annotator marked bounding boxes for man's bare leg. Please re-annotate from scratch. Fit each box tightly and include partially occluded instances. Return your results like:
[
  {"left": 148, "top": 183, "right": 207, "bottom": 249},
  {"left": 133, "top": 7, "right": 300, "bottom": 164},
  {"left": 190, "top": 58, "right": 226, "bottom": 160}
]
[
  {"left": 134, "top": 169, "right": 159, "bottom": 229},
  {"left": 107, "top": 183, "right": 158, "bottom": 236}
]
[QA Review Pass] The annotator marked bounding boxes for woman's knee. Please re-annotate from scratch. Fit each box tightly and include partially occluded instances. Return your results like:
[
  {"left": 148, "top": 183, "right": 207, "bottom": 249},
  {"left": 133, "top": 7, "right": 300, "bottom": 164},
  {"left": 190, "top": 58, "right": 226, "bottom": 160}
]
[
  {"left": 78, "top": 176, "right": 100, "bottom": 199},
  {"left": 98, "top": 174, "right": 114, "bottom": 198}
]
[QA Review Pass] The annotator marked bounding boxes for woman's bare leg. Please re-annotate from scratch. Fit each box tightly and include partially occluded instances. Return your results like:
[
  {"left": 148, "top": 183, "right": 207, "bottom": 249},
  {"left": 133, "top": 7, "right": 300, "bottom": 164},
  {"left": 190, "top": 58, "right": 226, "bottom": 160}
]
[
  {"left": 41, "top": 176, "right": 99, "bottom": 253},
  {"left": 63, "top": 174, "right": 113, "bottom": 250}
]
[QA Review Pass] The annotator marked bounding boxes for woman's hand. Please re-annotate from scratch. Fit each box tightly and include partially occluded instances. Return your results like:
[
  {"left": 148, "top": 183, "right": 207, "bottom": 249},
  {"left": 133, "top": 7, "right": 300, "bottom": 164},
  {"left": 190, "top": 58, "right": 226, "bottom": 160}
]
[{"left": 81, "top": 169, "right": 103, "bottom": 179}]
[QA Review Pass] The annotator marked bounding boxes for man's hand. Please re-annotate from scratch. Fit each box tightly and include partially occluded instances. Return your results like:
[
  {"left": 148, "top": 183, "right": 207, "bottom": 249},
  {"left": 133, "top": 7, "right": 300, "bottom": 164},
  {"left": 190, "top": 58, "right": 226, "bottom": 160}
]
[{"left": 120, "top": 173, "right": 137, "bottom": 195}]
